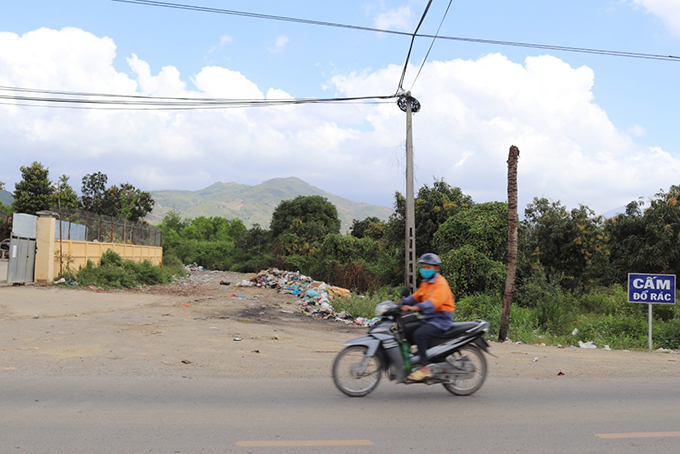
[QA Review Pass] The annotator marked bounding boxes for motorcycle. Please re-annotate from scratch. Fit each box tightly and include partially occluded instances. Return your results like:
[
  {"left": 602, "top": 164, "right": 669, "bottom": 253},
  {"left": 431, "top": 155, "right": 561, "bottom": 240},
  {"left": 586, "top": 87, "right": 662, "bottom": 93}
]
[{"left": 332, "top": 300, "right": 493, "bottom": 397}]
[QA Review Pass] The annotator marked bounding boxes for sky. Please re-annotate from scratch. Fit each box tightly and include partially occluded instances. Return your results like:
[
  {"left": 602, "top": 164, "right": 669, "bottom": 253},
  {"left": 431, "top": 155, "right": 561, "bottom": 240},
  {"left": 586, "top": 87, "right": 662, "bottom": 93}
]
[{"left": 1, "top": 0, "right": 679, "bottom": 217}]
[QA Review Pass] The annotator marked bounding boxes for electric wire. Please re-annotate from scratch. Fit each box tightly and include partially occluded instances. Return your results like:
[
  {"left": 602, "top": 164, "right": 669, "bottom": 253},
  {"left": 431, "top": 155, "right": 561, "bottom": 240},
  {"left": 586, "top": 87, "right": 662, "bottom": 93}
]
[
  {"left": 112, "top": 0, "right": 680, "bottom": 62},
  {"left": 396, "top": 0, "right": 433, "bottom": 93},
  {"left": 0, "top": 85, "right": 396, "bottom": 111},
  {"left": 409, "top": 0, "right": 454, "bottom": 92}
]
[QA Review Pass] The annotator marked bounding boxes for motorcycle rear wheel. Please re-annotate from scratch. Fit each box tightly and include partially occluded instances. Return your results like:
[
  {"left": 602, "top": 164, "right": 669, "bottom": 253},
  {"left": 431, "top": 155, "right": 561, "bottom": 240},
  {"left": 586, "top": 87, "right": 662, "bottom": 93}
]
[
  {"left": 332, "top": 346, "right": 382, "bottom": 397},
  {"left": 442, "top": 344, "right": 487, "bottom": 396}
]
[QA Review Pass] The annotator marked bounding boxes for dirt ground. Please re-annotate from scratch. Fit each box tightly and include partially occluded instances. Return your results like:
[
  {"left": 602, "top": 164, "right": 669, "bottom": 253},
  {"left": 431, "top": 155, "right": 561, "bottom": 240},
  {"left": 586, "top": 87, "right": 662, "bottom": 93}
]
[{"left": 1, "top": 270, "right": 679, "bottom": 381}]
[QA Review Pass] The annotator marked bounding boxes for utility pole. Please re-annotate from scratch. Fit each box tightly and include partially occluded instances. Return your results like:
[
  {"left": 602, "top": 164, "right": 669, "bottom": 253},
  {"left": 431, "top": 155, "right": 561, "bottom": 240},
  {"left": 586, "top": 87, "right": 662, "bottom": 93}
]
[{"left": 398, "top": 92, "right": 421, "bottom": 292}]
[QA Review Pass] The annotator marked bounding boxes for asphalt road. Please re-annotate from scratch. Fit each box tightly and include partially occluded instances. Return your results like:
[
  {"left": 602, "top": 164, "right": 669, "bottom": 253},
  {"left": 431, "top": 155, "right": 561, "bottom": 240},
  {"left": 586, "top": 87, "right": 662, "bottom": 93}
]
[{"left": 2, "top": 374, "right": 679, "bottom": 453}]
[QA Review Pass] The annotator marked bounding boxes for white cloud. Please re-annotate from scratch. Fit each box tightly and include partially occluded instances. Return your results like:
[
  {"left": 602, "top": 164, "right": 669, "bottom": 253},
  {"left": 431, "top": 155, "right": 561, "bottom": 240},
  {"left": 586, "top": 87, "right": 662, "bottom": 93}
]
[
  {"left": 631, "top": 0, "right": 680, "bottom": 38},
  {"left": 374, "top": 5, "right": 413, "bottom": 31},
  {"left": 330, "top": 53, "right": 680, "bottom": 213},
  {"left": 208, "top": 34, "right": 234, "bottom": 54},
  {"left": 1, "top": 27, "right": 679, "bottom": 216},
  {"left": 269, "top": 35, "right": 289, "bottom": 53}
]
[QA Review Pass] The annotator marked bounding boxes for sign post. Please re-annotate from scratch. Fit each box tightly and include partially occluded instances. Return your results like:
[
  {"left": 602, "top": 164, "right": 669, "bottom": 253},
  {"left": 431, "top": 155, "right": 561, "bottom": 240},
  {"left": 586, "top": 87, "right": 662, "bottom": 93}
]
[{"left": 628, "top": 273, "right": 676, "bottom": 351}]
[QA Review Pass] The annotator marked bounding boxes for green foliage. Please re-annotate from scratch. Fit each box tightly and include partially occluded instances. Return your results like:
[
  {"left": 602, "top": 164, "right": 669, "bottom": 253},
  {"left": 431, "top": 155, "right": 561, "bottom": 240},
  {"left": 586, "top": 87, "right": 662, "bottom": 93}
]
[
  {"left": 331, "top": 287, "right": 404, "bottom": 319},
  {"left": 12, "top": 162, "right": 54, "bottom": 215},
  {"left": 51, "top": 175, "right": 80, "bottom": 211},
  {"left": 606, "top": 186, "right": 680, "bottom": 282},
  {"left": 514, "top": 269, "right": 577, "bottom": 335},
  {"left": 62, "top": 255, "right": 184, "bottom": 289},
  {"left": 81, "top": 172, "right": 108, "bottom": 215},
  {"left": 521, "top": 198, "right": 610, "bottom": 290},
  {"left": 440, "top": 245, "right": 506, "bottom": 297},
  {"left": 105, "top": 183, "right": 155, "bottom": 222},
  {"left": 100, "top": 249, "right": 124, "bottom": 267},
  {"left": 270, "top": 195, "right": 340, "bottom": 242},
  {"left": 350, "top": 217, "right": 384, "bottom": 239},
  {"left": 386, "top": 179, "right": 474, "bottom": 257},
  {"left": 434, "top": 202, "right": 508, "bottom": 260}
]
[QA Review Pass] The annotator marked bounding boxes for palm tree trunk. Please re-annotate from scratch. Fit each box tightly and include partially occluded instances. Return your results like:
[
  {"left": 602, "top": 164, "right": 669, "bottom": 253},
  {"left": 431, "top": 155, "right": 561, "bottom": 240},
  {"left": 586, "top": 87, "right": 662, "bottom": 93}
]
[{"left": 499, "top": 145, "right": 520, "bottom": 341}]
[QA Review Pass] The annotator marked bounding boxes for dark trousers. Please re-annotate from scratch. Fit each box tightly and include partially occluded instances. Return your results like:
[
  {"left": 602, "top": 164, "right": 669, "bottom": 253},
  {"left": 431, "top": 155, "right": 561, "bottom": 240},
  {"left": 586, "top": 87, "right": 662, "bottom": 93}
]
[{"left": 413, "top": 323, "right": 445, "bottom": 366}]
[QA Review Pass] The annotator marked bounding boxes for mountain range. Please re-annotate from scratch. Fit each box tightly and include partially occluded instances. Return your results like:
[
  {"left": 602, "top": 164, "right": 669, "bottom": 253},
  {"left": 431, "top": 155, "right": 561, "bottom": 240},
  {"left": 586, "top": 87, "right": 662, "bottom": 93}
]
[{"left": 149, "top": 177, "right": 393, "bottom": 231}]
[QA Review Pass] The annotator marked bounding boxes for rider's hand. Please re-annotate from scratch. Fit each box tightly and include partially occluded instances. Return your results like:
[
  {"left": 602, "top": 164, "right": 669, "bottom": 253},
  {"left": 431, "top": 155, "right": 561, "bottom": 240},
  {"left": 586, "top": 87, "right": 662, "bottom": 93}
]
[{"left": 401, "top": 305, "right": 419, "bottom": 312}]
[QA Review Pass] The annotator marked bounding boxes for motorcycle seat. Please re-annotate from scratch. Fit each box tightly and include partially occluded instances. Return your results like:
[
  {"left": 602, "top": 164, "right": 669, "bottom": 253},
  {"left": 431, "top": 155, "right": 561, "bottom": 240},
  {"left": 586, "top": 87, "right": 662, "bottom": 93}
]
[{"left": 433, "top": 322, "right": 479, "bottom": 341}]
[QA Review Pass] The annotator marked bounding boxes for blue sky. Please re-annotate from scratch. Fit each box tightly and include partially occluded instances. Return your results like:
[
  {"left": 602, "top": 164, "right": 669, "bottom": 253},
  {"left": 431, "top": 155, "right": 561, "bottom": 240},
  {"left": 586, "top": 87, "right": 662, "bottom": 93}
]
[{"left": 1, "top": 0, "right": 679, "bottom": 216}]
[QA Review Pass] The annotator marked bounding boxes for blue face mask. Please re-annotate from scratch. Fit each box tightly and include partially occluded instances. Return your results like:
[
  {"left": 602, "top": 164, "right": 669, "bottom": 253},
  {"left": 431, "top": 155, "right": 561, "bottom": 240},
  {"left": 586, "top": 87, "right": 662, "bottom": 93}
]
[{"left": 419, "top": 269, "right": 436, "bottom": 279}]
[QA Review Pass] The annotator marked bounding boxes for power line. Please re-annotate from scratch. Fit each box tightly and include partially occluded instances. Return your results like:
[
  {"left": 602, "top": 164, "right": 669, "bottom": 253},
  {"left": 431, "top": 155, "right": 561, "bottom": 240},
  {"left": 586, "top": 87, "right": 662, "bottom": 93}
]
[
  {"left": 112, "top": 0, "right": 680, "bottom": 63},
  {"left": 410, "top": 0, "right": 454, "bottom": 92},
  {"left": 397, "top": 0, "right": 433, "bottom": 93},
  {"left": 0, "top": 86, "right": 396, "bottom": 111}
]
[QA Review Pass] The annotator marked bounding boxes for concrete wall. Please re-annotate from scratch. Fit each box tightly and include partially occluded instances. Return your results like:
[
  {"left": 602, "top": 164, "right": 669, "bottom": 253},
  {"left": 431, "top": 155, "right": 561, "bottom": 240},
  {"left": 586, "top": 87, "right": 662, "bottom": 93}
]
[
  {"left": 53, "top": 240, "right": 163, "bottom": 277},
  {"left": 34, "top": 213, "right": 163, "bottom": 284}
]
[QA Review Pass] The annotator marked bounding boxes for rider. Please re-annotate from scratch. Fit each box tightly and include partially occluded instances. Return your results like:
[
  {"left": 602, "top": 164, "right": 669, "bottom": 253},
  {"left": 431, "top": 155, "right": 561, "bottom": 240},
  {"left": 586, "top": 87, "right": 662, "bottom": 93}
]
[{"left": 400, "top": 253, "right": 455, "bottom": 381}]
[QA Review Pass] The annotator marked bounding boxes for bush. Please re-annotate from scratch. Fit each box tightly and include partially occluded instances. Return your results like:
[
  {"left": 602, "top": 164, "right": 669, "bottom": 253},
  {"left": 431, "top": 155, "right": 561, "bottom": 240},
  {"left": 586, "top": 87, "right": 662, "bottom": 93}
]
[
  {"left": 515, "top": 270, "right": 576, "bottom": 335},
  {"left": 59, "top": 254, "right": 183, "bottom": 289},
  {"left": 100, "top": 249, "right": 123, "bottom": 267}
]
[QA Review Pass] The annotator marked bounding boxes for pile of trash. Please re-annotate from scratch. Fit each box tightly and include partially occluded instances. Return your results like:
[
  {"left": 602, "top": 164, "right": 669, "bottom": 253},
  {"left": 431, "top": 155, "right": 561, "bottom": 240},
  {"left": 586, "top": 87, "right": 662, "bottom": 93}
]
[
  {"left": 237, "top": 267, "right": 379, "bottom": 326},
  {"left": 185, "top": 263, "right": 205, "bottom": 272}
]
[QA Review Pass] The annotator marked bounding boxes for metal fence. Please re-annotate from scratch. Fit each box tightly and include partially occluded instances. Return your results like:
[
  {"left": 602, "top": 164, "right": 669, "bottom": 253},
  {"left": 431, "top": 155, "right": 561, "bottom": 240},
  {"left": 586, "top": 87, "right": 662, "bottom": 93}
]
[{"left": 50, "top": 207, "right": 162, "bottom": 247}]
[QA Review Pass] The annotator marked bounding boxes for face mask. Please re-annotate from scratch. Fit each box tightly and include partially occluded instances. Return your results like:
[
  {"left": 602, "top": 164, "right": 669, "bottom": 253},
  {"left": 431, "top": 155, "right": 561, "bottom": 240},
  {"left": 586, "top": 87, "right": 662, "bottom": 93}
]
[{"left": 419, "top": 269, "right": 435, "bottom": 279}]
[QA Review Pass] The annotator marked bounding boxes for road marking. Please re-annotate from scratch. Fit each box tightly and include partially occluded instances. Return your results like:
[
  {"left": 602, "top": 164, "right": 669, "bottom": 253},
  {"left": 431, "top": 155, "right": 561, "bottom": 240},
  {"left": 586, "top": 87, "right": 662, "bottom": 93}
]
[
  {"left": 596, "top": 431, "right": 680, "bottom": 439},
  {"left": 236, "top": 440, "right": 373, "bottom": 447}
]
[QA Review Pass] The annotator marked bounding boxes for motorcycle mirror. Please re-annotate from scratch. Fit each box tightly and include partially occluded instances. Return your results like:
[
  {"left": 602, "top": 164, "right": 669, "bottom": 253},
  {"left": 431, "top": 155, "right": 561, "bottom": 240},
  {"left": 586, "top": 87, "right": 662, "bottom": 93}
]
[{"left": 400, "top": 287, "right": 411, "bottom": 298}]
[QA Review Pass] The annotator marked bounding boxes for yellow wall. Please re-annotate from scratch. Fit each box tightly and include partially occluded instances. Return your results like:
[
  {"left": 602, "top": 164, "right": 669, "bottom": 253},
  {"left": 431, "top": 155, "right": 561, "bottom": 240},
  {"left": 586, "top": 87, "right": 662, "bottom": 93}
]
[{"left": 53, "top": 240, "right": 163, "bottom": 277}]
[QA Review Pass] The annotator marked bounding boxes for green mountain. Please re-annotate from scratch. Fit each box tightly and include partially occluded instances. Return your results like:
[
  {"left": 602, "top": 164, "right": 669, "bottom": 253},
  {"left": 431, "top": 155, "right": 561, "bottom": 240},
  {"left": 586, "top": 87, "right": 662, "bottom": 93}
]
[
  {"left": 0, "top": 190, "right": 13, "bottom": 211},
  {"left": 149, "top": 177, "right": 393, "bottom": 231}
]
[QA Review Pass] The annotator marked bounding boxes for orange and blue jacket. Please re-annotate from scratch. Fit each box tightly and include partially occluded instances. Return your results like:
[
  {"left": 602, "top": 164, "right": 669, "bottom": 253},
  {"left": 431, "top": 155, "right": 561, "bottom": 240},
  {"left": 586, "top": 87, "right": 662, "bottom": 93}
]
[{"left": 401, "top": 273, "right": 455, "bottom": 330}]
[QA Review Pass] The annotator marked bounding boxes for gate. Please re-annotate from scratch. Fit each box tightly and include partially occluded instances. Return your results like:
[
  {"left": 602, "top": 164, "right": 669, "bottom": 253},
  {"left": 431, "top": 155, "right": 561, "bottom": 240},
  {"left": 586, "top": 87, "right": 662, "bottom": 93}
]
[{"left": 7, "top": 213, "right": 37, "bottom": 284}]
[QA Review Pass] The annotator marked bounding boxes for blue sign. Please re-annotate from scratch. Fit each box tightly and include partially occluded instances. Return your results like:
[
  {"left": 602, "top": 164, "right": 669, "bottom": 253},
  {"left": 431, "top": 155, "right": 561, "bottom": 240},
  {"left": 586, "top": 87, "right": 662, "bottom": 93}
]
[{"left": 628, "top": 273, "right": 676, "bottom": 304}]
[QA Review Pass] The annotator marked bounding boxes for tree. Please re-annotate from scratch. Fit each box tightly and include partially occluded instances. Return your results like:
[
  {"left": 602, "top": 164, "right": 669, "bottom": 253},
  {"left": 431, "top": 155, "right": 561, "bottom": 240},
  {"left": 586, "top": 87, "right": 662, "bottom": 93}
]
[
  {"left": 350, "top": 217, "right": 383, "bottom": 239},
  {"left": 387, "top": 179, "right": 474, "bottom": 256},
  {"left": 12, "top": 162, "right": 53, "bottom": 215},
  {"left": 433, "top": 202, "right": 508, "bottom": 261},
  {"left": 521, "top": 197, "right": 609, "bottom": 290},
  {"left": 81, "top": 172, "right": 108, "bottom": 215},
  {"left": 270, "top": 195, "right": 341, "bottom": 243},
  {"left": 434, "top": 202, "right": 508, "bottom": 297},
  {"left": 606, "top": 186, "right": 680, "bottom": 281},
  {"left": 500, "top": 145, "right": 519, "bottom": 342},
  {"left": 50, "top": 175, "right": 80, "bottom": 211},
  {"left": 103, "top": 183, "right": 155, "bottom": 222}
]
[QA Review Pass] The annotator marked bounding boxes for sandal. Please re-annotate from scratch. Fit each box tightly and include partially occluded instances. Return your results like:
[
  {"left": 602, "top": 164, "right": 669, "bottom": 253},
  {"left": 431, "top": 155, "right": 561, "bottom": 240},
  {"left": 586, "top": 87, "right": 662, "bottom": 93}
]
[{"left": 407, "top": 367, "right": 432, "bottom": 381}]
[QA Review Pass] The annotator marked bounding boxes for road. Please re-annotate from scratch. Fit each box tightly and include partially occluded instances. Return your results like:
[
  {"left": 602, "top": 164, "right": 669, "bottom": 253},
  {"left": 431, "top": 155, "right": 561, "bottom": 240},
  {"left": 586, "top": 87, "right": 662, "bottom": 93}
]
[{"left": 3, "top": 374, "right": 679, "bottom": 453}]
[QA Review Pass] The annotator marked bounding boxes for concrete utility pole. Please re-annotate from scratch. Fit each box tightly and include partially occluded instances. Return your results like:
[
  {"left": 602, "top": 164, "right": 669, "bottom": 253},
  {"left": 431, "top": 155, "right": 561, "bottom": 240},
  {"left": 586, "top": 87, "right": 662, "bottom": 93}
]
[{"left": 398, "top": 93, "right": 421, "bottom": 292}]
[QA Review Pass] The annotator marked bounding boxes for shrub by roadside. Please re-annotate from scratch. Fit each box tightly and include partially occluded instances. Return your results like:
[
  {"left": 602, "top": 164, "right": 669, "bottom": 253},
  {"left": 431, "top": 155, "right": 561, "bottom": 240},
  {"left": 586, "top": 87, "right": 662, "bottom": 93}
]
[{"left": 55, "top": 250, "right": 186, "bottom": 289}]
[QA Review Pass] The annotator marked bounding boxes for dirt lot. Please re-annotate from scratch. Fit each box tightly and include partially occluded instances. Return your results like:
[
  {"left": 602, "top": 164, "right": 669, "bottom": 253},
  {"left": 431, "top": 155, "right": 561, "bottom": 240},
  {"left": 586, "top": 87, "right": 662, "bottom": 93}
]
[{"left": 1, "top": 270, "right": 679, "bottom": 381}]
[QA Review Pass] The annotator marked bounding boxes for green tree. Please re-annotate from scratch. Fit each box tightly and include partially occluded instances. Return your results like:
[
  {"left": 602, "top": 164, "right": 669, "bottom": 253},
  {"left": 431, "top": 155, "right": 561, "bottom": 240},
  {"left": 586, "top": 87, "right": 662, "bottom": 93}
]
[
  {"left": 434, "top": 202, "right": 508, "bottom": 261},
  {"left": 50, "top": 175, "right": 80, "bottom": 211},
  {"left": 12, "top": 162, "right": 54, "bottom": 215},
  {"left": 520, "top": 197, "right": 609, "bottom": 290},
  {"left": 606, "top": 186, "right": 680, "bottom": 281},
  {"left": 350, "top": 216, "right": 382, "bottom": 239},
  {"left": 81, "top": 172, "right": 108, "bottom": 215},
  {"left": 433, "top": 202, "right": 509, "bottom": 297},
  {"left": 103, "top": 183, "right": 155, "bottom": 222},
  {"left": 387, "top": 179, "right": 474, "bottom": 256},
  {"left": 270, "top": 195, "right": 341, "bottom": 253}
]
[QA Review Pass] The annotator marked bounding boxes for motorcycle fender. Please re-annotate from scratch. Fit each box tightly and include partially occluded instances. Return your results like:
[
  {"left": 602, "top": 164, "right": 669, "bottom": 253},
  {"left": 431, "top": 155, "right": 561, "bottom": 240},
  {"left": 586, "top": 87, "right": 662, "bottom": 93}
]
[
  {"left": 343, "top": 336, "right": 407, "bottom": 383},
  {"left": 474, "top": 337, "right": 497, "bottom": 357},
  {"left": 343, "top": 336, "right": 381, "bottom": 357}
]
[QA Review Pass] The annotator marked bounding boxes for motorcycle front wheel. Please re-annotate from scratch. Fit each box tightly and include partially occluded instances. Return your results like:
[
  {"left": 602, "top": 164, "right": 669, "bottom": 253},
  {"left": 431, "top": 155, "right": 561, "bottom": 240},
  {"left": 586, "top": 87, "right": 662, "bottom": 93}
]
[
  {"left": 442, "top": 344, "right": 487, "bottom": 396},
  {"left": 332, "top": 346, "right": 382, "bottom": 397}
]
